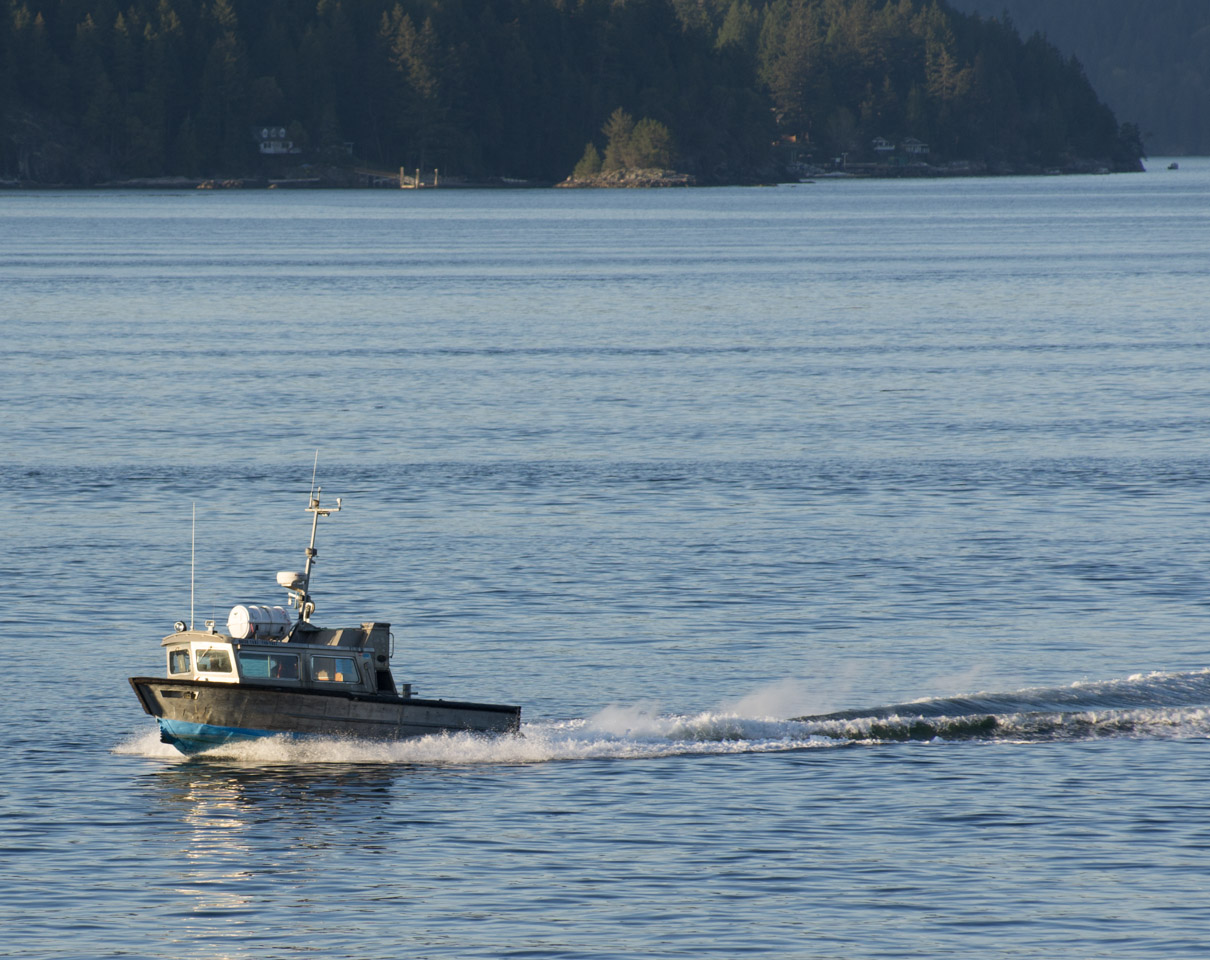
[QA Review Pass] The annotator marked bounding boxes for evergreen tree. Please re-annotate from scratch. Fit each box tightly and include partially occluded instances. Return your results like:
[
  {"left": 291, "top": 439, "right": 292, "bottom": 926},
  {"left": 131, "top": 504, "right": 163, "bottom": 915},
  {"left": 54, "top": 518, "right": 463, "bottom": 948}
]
[
  {"left": 601, "top": 107, "right": 636, "bottom": 171},
  {"left": 572, "top": 141, "right": 601, "bottom": 178},
  {"left": 198, "top": 0, "right": 251, "bottom": 172},
  {"left": 628, "top": 117, "right": 675, "bottom": 168},
  {"left": 0, "top": 0, "right": 1145, "bottom": 184}
]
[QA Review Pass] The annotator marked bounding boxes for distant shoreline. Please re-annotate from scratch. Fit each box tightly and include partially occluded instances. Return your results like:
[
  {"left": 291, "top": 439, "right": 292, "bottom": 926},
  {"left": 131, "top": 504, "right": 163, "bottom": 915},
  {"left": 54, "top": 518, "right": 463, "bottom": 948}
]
[{"left": 0, "top": 160, "right": 1148, "bottom": 191}]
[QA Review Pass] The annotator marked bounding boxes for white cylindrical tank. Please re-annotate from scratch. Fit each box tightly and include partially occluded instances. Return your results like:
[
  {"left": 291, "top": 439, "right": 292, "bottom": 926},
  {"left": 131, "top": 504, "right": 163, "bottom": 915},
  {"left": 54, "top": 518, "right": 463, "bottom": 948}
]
[{"left": 227, "top": 604, "right": 292, "bottom": 640}]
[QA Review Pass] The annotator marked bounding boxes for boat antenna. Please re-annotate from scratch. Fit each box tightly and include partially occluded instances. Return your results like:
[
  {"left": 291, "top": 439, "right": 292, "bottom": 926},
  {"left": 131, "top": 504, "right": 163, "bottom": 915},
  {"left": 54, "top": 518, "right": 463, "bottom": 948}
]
[{"left": 190, "top": 502, "right": 196, "bottom": 630}]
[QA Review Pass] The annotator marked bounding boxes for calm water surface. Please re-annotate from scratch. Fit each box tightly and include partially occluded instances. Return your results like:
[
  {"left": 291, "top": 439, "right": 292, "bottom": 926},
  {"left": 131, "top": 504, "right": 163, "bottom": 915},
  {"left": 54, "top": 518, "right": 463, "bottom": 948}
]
[{"left": 3, "top": 159, "right": 1210, "bottom": 958}]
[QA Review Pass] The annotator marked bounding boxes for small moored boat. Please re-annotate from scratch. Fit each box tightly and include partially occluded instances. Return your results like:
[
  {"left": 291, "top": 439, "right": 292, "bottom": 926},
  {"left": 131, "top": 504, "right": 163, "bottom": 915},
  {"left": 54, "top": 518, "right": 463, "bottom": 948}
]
[{"left": 130, "top": 490, "right": 521, "bottom": 754}]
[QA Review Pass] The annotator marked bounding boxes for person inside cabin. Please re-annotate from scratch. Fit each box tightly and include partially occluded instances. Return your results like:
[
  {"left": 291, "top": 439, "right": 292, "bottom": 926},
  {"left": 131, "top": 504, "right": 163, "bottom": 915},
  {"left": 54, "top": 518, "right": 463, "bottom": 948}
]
[
  {"left": 271, "top": 656, "right": 298, "bottom": 679},
  {"left": 312, "top": 656, "right": 353, "bottom": 682}
]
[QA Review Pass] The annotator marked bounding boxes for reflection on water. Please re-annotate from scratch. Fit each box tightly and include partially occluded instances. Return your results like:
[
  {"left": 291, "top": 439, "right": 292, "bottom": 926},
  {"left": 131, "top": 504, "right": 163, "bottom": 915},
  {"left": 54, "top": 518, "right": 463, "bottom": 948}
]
[
  {"left": 145, "top": 762, "right": 404, "bottom": 850},
  {"left": 137, "top": 765, "right": 409, "bottom": 959},
  {"left": 9, "top": 174, "right": 1210, "bottom": 959}
]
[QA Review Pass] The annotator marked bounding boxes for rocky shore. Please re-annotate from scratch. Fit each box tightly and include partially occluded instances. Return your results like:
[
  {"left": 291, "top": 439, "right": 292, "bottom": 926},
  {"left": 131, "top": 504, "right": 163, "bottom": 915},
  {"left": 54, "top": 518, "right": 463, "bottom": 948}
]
[{"left": 556, "top": 168, "right": 696, "bottom": 188}]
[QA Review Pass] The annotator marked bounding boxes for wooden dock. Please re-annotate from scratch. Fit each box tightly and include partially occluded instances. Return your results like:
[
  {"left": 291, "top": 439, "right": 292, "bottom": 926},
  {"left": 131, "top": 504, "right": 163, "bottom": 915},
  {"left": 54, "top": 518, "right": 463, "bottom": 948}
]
[{"left": 352, "top": 166, "right": 440, "bottom": 188}]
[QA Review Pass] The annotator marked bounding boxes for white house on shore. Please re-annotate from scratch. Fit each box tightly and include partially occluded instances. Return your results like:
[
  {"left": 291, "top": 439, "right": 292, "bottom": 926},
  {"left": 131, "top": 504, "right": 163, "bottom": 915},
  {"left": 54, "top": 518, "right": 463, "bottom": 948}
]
[
  {"left": 871, "top": 136, "right": 930, "bottom": 159},
  {"left": 253, "top": 127, "right": 301, "bottom": 155}
]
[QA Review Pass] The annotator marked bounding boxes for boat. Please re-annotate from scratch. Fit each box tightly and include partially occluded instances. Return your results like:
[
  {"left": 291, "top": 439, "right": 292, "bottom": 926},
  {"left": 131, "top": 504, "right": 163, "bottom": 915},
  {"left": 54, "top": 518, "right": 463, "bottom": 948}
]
[
  {"left": 129, "top": 490, "right": 521, "bottom": 755},
  {"left": 1168, "top": 162, "right": 1180, "bottom": 170}
]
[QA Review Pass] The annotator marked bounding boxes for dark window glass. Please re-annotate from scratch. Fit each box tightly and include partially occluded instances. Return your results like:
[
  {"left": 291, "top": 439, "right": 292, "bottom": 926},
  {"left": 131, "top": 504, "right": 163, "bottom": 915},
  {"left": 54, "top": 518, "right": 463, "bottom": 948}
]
[
  {"left": 168, "top": 649, "right": 191, "bottom": 674},
  {"left": 238, "top": 652, "right": 299, "bottom": 680},
  {"left": 311, "top": 656, "right": 358, "bottom": 683}
]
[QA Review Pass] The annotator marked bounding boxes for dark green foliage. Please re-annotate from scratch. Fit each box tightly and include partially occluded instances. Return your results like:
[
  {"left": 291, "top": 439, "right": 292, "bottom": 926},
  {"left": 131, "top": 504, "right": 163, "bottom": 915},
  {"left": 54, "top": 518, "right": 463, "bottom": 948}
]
[
  {"left": 597, "top": 108, "right": 675, "bottom": 171},
  {"left": 948, "top": 0, "right": 1210, "bottom": 156},
  {"left": 631, "top": 118, "right": 675, "bottom": 169},
  {"left": 745, "top": 0, "right": 1137, "bottom": 169},
  {"left": 572, "top": 141, "right": 601, "bottom": 179},
  {"left": 0, "top": 0, "right": 1141, "bottom": 184}
]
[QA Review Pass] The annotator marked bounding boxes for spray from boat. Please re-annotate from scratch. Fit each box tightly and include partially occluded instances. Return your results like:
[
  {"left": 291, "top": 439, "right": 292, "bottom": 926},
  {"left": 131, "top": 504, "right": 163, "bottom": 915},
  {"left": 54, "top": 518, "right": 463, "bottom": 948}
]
[{"left": 117, "top": 668, "right": 1210, "bottom": 765}]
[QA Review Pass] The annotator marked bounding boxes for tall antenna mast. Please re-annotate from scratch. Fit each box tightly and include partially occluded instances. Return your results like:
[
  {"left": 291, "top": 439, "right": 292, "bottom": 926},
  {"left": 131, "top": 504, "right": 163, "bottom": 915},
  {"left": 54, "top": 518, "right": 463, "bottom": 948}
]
[
  {"left": 278, "top": 455, "right": 341, "bottom": 625},
  {"left": 300, "top": 486, "right": 341, "bottom": 614},
  {"left": 190, "top": 502, "right": 196, "bottom": 630}
]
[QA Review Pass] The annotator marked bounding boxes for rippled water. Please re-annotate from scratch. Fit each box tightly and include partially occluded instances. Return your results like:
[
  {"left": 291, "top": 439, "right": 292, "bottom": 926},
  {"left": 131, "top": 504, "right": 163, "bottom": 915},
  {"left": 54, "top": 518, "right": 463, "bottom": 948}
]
[{"left": 4, "top": 160, "right": 1210, "bottom": 958}]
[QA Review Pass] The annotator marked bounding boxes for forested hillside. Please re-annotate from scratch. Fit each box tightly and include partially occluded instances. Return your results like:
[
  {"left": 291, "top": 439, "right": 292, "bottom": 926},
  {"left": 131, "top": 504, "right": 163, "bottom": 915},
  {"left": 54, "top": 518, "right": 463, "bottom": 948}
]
[
  {"left": 0, "top": 0, "right": 1144, "bottom": 185},
  {"left": 949, "top": 0, "right": 1210, "bottom": 156}
]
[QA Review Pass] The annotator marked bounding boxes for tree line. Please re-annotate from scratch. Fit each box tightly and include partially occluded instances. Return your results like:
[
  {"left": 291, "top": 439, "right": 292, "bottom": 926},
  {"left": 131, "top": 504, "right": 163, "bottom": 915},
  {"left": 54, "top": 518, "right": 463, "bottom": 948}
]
[
  {"left": 949, "top": 0, "right": 1209, "bottom": 156},
  {"left": 0, "top": 0, "right": 1144, "bottom": 185}
]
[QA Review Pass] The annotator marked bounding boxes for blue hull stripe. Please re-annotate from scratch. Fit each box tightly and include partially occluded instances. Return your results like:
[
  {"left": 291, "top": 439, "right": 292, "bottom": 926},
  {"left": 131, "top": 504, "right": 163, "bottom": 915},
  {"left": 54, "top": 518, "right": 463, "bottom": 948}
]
[{"left": 159, "top": 718, "right": 286, "bottom": 754}]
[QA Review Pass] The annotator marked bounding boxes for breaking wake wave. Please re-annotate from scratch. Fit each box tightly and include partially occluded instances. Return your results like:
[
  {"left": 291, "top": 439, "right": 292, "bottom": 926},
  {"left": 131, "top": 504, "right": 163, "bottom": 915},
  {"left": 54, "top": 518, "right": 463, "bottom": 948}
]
[
  {"left": 114, "top": 669, "right": 1210, "bottom": 765},
  {"left": 792, "top": 668, "right": 1210, "bottom": 743}
]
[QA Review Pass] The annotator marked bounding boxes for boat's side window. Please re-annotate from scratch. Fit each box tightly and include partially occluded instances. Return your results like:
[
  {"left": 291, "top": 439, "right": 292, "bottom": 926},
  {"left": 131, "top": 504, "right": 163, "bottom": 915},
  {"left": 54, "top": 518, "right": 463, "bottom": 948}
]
[
  {"left": 168, "top": 648, "right": 191, "bottom": 674},
  {"left": 195, "top": 648, "right": 233, "bottom": 673},
  {"left": 312, "top": 655, "right": 359, "bottom": 683},
  {"left": 238, "top": 652, "right": 299, "bottom": 680}
]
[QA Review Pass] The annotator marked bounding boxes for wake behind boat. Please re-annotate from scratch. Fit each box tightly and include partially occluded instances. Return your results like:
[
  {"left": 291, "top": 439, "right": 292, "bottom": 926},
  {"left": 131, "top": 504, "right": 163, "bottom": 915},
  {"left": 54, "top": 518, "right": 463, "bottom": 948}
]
[
  {"left": 788, "top": 670, "right": 1210, "bottom": 743},
  {"left": 129, "top": 490, "right": 521, "bottom": 755}
]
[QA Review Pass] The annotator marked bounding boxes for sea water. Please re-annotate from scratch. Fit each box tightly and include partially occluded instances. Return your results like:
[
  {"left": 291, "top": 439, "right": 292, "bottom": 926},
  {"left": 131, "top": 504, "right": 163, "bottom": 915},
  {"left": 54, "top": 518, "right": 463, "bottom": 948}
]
[{"left": 3, "top": 159, "right": 1210, "bottom": 959}]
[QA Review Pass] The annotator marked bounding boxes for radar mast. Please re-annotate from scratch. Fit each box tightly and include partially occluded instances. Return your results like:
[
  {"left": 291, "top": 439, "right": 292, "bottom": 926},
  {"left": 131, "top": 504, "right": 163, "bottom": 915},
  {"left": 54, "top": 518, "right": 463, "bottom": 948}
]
[{"left": 278, "top": 487, "right": 341, "bottom": 623}]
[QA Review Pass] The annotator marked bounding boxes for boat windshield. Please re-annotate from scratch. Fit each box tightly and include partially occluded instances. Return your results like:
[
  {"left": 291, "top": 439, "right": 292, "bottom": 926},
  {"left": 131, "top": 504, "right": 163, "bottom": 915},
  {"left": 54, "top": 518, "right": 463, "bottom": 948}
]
[
  {"left": 168, "top": 648, "right": 191, "bottom": 674},
  {"left": 195, "top": 648, "right": 233, "bottom": 673}
]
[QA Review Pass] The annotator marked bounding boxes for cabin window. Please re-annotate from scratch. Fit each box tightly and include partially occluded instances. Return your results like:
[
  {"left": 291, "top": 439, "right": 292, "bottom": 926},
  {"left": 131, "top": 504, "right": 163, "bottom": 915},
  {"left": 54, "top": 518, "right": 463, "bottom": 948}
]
[
  {"left": 195, "top": 648, "right": 233, "bottom": 673},
  {"left": 238, "top": 652, "right": 299, "bottom": 680},
  {"left": 311, "top": 655, "right": 359, "bottom": 683},
  {"left": 168, "top": 648, "right": 191, "bottom": 674}
]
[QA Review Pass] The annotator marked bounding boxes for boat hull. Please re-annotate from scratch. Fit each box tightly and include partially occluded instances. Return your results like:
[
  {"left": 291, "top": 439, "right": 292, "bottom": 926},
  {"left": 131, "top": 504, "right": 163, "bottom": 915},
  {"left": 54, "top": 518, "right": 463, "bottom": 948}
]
[{"left": 129, "top": 677, "right": 521, "bottom": 755}]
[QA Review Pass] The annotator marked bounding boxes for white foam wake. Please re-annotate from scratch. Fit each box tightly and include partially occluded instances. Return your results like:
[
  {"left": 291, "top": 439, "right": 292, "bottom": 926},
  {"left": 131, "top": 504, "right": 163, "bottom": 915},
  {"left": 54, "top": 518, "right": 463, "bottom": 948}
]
[
  {"left": 112, "top": 703, "right": 839, "bottom": 765},
  {"left": 112, "top": 671, "right": 1210, "bottom": 764}
]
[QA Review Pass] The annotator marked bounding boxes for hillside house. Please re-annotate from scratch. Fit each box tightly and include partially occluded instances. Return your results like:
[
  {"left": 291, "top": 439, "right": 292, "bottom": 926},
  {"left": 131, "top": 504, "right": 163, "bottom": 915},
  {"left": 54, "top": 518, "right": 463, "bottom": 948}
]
[{"left": 253, "top": 127, "right": 301, "bottom": 155}]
